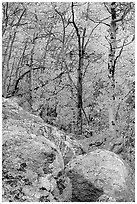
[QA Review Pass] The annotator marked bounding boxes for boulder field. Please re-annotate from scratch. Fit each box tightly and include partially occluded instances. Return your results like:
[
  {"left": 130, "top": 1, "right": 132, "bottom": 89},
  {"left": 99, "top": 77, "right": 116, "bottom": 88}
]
[{"left": 2, "top": 97, "right": 134, "bottom": 202}]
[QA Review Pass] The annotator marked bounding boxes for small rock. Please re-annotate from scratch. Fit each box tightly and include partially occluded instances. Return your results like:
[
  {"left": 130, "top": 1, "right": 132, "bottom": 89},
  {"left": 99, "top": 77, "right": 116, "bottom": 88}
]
[{"left": 39, "top": 175, "right": 52, "bottom": 191}]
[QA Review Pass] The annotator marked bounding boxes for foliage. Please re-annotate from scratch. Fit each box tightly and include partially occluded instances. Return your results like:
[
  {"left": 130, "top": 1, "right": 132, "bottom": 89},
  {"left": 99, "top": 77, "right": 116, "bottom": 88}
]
[{"left": 2, "top": 2, "right": 135, "bottom": 167}]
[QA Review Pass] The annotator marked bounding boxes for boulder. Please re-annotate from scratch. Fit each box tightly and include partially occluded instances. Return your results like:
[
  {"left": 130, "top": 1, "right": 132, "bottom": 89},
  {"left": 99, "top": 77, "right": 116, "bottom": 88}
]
[
  {"left": 2, "top": 97, "right": 72, "bottom": 202},
  {"left": 66, "top": 149, "right": 134, "bottom": 202},
  {"left": 2, "top": 97, "right": 83, "bottom": 163}
]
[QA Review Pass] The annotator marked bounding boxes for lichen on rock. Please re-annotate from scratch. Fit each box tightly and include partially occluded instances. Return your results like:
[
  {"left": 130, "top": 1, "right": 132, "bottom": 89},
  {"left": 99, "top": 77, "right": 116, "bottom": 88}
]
[
  {"left": 2, "top": 97, "right": 72, "bottom": 202},
  {"left": 2, "top": 97, "right": 134, "bottom": 202}
]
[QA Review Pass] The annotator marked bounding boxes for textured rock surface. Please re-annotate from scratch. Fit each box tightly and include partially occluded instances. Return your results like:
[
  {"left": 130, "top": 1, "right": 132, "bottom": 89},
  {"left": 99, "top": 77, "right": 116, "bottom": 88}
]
[
  {"left": 66, "top": 149, "right": 134, "bottom": 202},
  {"left": 2, "top": 97, "right": 73, "bottom": 202},
  {"left": 3, "top": 97, "right": 83, "bottom": 160},
  {"left": 2, "top": 97, "right": 134, "bottom": 202}
]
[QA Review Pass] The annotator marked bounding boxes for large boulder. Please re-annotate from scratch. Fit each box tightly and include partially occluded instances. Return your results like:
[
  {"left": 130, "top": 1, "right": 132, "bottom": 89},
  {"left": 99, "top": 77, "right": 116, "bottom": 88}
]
[
  {"left": 65, "top": 149, "right": 134, "bottom": 202},
  {"left": 2, "top": 97, "right": 83, "bottom": 163},
  {"left": 2, "top": 97, "right": 73, "bottom": 202}
]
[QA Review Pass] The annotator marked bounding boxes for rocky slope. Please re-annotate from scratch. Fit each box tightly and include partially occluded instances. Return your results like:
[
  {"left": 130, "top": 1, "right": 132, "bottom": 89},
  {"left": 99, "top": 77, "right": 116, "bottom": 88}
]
[
  {"left": 2, "top": 97, "right": 82, "bottom": 202},
  {"left": 2, "top": 97, "right": 134, "bottom": 202}
]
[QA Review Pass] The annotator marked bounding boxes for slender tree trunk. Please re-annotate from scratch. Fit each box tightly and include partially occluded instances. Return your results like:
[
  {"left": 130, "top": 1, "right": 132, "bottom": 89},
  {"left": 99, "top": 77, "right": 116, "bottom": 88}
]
[
  {"left": 7, "top": 56, "right": 16, "bottom": 94},
  {"left": 2, "top": 2, "right": 9, "bottom": 36},
  {"left": 2, "top": 7, "right": 26, "bottom": 97},
  {"left": 77, "top": 47, "right": 83, "bottom": 135},
  {"left": 3, "top": 31, "right": 17, "bottom": 97},
  {"left": 108, "top": 2, "right": 117, "bottom": 138},
  {"left": 71, "top": 3, "right": 84, "bottom": 136},
  {"left": 56, "top": 4, "right": 87, "bottom": 136},
  {"left": 12, "top": 39, "right": 28, "bottom": 96},
  {"left": 28, "top": 43, "right": 35, "bottom": 109}
]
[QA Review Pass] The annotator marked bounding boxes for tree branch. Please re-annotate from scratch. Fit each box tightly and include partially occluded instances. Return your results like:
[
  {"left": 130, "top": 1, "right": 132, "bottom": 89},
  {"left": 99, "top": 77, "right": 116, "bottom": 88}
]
[
  {"left": 63, "top": 60, "right": 77, "bottom": 90},
  {"left": 13, "top": 66, "right": 65, "bottom": 95},
  {"left": 88, "top": 15, "right": 111, "bottom": 27},
  {"left": 2, "top": 2, "right": 9, "bottom": 36},
  {"left": 114, "top": 38, "right": 126, "bottom": 63},
  {"left": 104, "top": 3, "right": 111, "bottom": 14},
  {"left": 82, "top": 27, "right": 86, "bottom": 50},
  {"left": 116, "top": 34, "right": 135, "bottom": 49},
  {"left": 71, "top": 2, "right": 81, "bottom": 54},
  {"left": 84, "top": 23, "right": 100, "bottom": 50},
  {"left": 115, "top": 35, "right": 135, "bottom": 63},
  {"left": 63, "top": 60, "right": 90, "bottom": 125}
]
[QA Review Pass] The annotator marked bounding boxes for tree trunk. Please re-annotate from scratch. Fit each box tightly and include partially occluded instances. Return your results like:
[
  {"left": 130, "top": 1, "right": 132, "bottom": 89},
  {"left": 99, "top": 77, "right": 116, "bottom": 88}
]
[
  {"left": 108, "top": 2, "right": 117, "bottom": 138},
  {"left": 28, "top": 43, "right": 35, "bottom": 109},
  {"left": 77, "top": 48, "right": 83, "bottom": 135},
  {"left": 3, "top": 31, "right": 17, "bottom": 97},
  {"left": 71, "top": 2, "right": 84, "bottom": 136}
]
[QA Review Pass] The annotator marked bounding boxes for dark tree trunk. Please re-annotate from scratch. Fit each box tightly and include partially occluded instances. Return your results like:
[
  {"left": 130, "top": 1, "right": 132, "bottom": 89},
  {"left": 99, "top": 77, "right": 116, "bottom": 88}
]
[
  {"left": 77, "top": 46, "right": 83, "bottom": 135},
  {"left": 28, "top": 43, "right": 35, "bottom": 109},
  {"left": 71, "top": 3, "right": 85, "bottom": 136}
]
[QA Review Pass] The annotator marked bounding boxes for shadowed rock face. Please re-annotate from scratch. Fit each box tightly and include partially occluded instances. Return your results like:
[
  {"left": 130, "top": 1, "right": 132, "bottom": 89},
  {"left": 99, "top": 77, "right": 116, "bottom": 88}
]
[
  {"left": 2, "top": 97, "right": 72, "bottom": 202},
  {"left": 68, "top": 172, "right": 103, "bottom": 202},
  {"left": 66, "top": 149, "right": 134, "bottom": 202}
]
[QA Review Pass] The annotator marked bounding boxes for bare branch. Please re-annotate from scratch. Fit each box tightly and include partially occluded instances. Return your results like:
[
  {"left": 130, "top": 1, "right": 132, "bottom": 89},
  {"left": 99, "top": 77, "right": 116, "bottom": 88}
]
[
  {"left": 115, "top": 34, "right": 135, "bottom": 63},
  {"left": 13, "top": 66, "right": 65, "bottom": 95},
  {"left": 2, "top": 2, "right": 9, "bottom": 36},
  {"left": 84, "top": 23, "right": 100, "bottom": 50},
  {"left": 104, "top": 3, "right": 111, "bottom": 14},
  {"left": 88, "top": 15, "right": 111, "bottom": 27},
  {"left": 114, "top": 39, "right": 126, "bottom": 63},
  {"left": 63, "top": 60, "right": 77, "bottom": 90},
  {"left": 82, "top": 60, "right": 92, "bottom": 79},
  {"left": 82, "top": 28, "right": 86, "bottom": 50},
  {"left": 71, "top": 2, "right": 81, "bottom": 45},
  {"left": 116, "top": 34, "right": 135, "bottom": 49},
  {"left": 54, "top": 7, "right": 66, "bottom": 44},
  {"left": 105, "top": 35, "right": 110, "bottom": 44},
  {"left": 84, "top": 15, "right": 111, "bottom": 50},
  {"left": 15, "top": 7, "right": 26, "bottom": 27}
]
